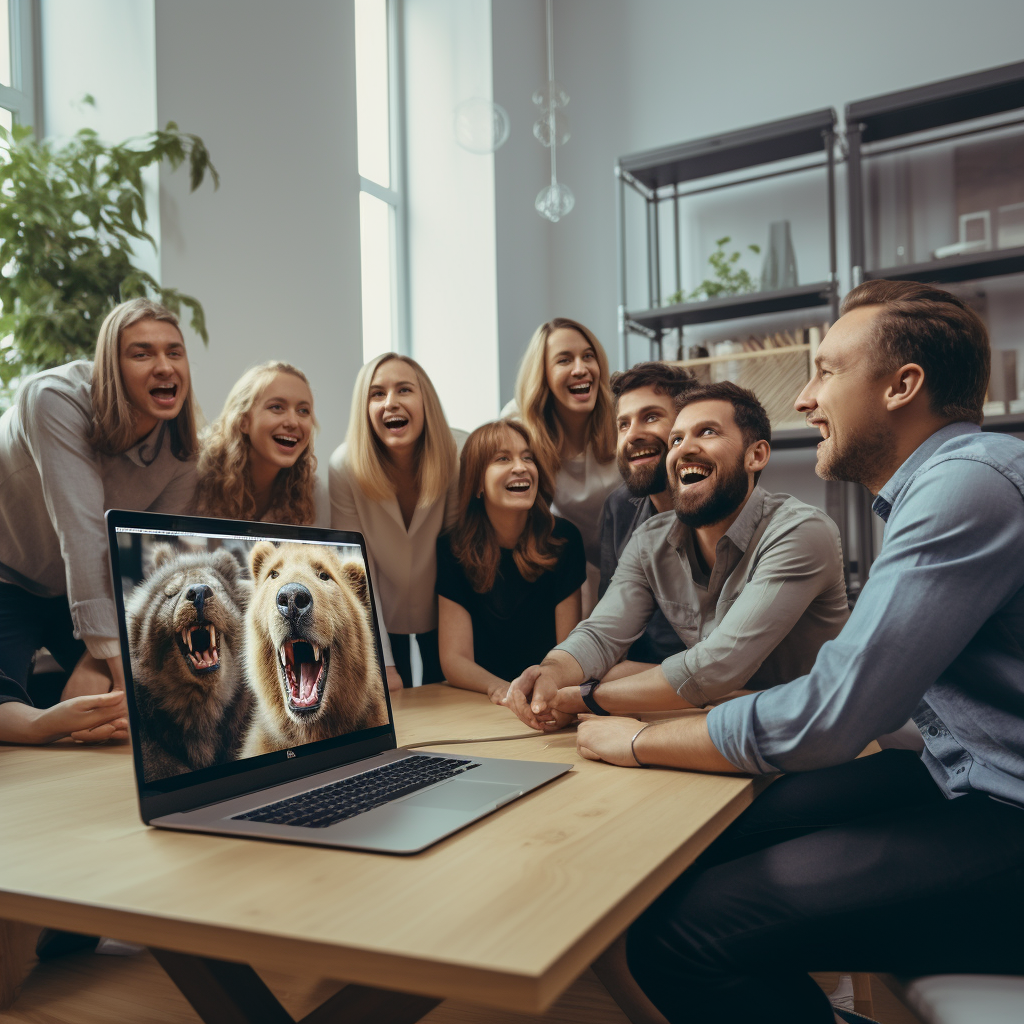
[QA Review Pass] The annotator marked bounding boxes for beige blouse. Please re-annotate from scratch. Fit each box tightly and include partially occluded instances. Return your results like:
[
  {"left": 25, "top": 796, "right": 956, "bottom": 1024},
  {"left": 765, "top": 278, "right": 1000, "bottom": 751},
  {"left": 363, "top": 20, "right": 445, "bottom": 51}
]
[{"left": 328, "top": 432, "right": 465, "bottom": 635}]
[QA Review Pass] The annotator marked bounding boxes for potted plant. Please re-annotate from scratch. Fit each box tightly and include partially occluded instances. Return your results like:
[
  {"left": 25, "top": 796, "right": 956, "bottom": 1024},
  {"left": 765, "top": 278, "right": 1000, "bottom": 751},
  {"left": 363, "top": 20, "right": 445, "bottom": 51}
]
[{"left": 0, "top": 111, "right": 218, "bottom": 407}]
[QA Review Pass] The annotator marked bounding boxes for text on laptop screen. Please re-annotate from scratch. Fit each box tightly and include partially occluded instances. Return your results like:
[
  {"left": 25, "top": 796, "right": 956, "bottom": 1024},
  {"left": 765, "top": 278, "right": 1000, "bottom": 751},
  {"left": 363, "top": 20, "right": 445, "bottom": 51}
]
[{"left": 115, "top": 529, "right": 390, "bottom": 784}]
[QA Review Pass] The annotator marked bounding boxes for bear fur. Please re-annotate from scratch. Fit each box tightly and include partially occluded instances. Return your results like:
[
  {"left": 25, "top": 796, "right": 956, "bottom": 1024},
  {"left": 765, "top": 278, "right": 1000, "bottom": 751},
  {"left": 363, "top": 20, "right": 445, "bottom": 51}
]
[
  {"left": 241, "top": 541, "right": 388, "bottom": 757},
  {"left": 126, "top": 545, "right": 253, "bottom": 781}
]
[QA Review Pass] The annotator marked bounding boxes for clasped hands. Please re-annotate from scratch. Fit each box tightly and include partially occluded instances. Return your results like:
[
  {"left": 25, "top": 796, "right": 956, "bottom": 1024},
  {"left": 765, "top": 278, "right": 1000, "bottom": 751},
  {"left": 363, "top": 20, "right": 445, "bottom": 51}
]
[{"left": 502, "top": 660, "right": 647, "bottom": 768}]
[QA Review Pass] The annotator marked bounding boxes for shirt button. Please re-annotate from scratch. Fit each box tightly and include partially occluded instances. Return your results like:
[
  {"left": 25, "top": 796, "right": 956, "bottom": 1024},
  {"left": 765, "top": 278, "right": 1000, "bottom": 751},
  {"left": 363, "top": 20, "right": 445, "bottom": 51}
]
[{"left": 927, "top": 726, "right": 939, "bottom": 736}]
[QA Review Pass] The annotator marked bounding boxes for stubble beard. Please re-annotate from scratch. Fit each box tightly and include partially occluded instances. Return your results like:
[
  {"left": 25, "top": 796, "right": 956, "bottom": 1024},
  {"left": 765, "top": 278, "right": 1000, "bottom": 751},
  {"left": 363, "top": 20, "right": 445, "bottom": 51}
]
[{"left": 815, "top": 423, "right": 896, "bottom": 489}]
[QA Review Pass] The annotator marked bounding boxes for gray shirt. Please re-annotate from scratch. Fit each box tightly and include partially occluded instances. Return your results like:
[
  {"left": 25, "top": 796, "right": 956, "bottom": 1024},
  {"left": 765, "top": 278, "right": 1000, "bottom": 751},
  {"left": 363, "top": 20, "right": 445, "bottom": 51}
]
[
  {"left": 0, "top": 361, "right": 197, "bottom": 658},
  {"left": 708, "top": 424, "right": 1024, "bottom": 808},
  {"left": 557, "top": 486, "right": 849, "bottom": 706}
]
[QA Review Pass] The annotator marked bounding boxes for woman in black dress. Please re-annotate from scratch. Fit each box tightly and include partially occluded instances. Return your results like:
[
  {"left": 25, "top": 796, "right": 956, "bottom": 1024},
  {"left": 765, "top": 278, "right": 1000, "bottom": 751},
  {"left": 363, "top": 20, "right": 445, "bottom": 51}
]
[{"left": 437, "top": 420, "right": 586, "bottom": 704}]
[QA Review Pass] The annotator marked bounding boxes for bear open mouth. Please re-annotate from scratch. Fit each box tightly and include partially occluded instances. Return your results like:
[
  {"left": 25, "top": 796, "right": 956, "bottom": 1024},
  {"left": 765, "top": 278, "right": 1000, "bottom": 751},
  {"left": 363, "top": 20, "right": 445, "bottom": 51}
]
[
  {"left": 177, "top": 623, "right": 220, "bottom": 674},
  {"left": 279, "top": 639, "right": 328, "bottom": 713}
]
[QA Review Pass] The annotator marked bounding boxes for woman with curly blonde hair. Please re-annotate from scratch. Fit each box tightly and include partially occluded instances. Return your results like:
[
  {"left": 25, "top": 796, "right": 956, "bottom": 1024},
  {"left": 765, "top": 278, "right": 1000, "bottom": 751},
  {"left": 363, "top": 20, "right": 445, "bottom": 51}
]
[
  {"left": 505, "top": 317, "right": 619, "bottom": 611},
  {"left": 330, "top": 352, "right": 464, "bottom": 690},
  {"left": 195, "top": 362, "right": 327, "bottom": 525}
]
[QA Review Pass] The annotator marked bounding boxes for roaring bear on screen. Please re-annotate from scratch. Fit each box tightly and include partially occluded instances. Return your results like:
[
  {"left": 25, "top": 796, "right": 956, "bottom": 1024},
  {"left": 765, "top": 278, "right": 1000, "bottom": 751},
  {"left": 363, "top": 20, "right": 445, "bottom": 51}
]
[
  {"left": 126, "top": 546, "right": 254, "bottom": 781},
  {"left": 240, "top": 542, "right": 388, "bottom": 758}
]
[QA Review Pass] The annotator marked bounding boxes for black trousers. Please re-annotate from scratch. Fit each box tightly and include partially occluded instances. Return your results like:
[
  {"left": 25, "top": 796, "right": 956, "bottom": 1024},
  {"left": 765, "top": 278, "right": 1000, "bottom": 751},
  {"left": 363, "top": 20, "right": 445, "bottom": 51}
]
[
  {"left": 626, "top": 749, "right": 1024, "bottom": 1024},
  {"left": 0, "top": 583, "right": 86, "bottom": 702},
  {"left": 387, "top": 629, "right": 444, "bottom": 688}
]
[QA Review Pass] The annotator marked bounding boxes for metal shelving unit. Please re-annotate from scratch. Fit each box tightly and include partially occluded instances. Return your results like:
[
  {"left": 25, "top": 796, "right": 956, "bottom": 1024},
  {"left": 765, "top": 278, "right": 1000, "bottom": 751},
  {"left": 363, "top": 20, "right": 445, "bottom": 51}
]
[{"left": 615, "top": 108, "right": 840, "bottom": 365}]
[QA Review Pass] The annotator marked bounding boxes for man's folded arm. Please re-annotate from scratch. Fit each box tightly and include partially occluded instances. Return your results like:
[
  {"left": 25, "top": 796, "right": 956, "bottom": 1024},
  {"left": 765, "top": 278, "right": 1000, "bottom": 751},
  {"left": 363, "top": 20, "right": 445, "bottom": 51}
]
[{"left": 707, "top": 462, "right": 1024, "bottom": 775}]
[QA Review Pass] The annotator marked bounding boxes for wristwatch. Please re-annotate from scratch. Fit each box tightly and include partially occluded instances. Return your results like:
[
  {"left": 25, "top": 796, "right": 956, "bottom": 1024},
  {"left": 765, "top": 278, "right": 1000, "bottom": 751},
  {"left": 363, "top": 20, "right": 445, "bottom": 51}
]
[{"left": 579, "top": 679, "right": 610, "bottom": 716}]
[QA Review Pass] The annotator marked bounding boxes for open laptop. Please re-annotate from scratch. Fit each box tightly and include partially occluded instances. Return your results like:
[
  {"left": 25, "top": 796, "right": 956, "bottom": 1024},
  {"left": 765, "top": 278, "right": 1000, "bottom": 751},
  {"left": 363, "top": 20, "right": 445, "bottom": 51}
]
[{"left": 106, "top": 509, "right": 571, "bottom": 854}]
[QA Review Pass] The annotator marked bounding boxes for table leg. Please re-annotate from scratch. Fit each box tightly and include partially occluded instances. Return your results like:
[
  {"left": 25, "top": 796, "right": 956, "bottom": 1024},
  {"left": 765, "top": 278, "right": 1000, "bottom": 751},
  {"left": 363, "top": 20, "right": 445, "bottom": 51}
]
[
  {"left": 151, "top": 947, "right": 441, "bottom": 1024},
  {"left": 0, "top": 918, "right": 39, "bottom": 1011}
]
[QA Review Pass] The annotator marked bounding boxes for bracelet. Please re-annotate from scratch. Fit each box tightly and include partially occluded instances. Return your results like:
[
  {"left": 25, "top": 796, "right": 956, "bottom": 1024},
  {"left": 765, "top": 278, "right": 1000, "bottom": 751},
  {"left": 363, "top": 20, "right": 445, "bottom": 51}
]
[{"left": 630, "top": 723, "right": 652, "bottom": 768}]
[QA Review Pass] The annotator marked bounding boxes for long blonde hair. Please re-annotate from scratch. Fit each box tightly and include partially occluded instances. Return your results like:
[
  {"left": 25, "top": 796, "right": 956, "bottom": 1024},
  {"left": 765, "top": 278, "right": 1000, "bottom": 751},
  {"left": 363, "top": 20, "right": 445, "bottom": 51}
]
[
  {"left": 89, "top": 298, "right": 199, "bottom": 459},
  {"left": 513, "top": 317, "right": 615, "bottom": 474},
  {"left": 195, "top": 362, "right": 319, "bottom": 524},
  {"left": 345, "top": 353, "right": 457, "bottom": 508}
]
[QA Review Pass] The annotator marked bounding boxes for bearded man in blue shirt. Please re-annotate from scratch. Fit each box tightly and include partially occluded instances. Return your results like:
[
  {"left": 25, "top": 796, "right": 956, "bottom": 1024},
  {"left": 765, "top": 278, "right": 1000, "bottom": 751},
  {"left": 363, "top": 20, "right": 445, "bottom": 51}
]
[{"left": 556, "top": 280, "right": 1024, "bottom": 1024}]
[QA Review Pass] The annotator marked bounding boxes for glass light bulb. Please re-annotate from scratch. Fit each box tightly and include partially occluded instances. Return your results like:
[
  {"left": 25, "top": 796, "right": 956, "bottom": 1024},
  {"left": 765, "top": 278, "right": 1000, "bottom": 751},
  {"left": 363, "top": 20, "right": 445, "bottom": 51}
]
[
  {"left": 535, "top": 182, "right": 575, "bottom": 222},
  {"left": 532, "top": 80, "right": 570, "bottom": 110},
  {"left": 533, "top": 110, "right": 570, "bottom": 148},
  {"left": 453, "top": 98, "right": 510, "bottom": 154}
]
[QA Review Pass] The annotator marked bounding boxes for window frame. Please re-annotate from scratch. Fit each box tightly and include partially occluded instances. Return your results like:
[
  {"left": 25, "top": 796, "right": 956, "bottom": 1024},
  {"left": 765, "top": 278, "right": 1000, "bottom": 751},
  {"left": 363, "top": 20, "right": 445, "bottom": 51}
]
[{"left": 0, "top": 0, "right": 40, "bottom": 135}]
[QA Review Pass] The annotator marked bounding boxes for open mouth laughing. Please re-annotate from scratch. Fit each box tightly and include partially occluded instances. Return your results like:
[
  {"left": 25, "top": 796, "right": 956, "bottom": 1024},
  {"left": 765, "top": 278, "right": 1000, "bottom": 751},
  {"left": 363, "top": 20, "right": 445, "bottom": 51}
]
[
  {"left": 383, "top": 415, "right": 410, "bottom": 433},
  {"left": 273, "top": 434, "right": 300, "bottom": 451},
  {"left": 808, "top": 418, "right": 830, "bottom": 446},
  {"left": 278, "top": 638, "right": 329, "bottom": 713},
  {"left": 505, "top": 478, "right": 532, "bottom": 494},
  {"left": 567, "top": 381, "right": 593, "bottom": 400},
  {"left": 677, "top": 462, "right": 714, "bottom": 486},
  {"left": 149, "top": 383, "right": 179, "bottom": 408},
  {"left": 177, "top": 622, "right": 220, "bottom": 674},
  {"left": 627, "top": 444, "right": 662, "bottom": 466}
]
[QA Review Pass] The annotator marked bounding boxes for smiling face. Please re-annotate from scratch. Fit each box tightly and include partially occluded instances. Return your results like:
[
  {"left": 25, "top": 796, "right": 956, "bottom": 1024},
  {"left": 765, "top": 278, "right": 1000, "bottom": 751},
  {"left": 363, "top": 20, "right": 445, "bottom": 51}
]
[
  {"left": 545, "top": 327, "right": 599, "bottom": 418},
  {"left": 118, "top": 318, "right": 191, "bottom": 439},
  {"left": 666, "top": 399, "right": 756, "bottom": 529},
  {"left": 481, "top": 426, "right": 539, "bottom": 524},
  {"left": 242, "top": 372, "right": 314, "bottom": 477},
  {"left": 615, "top": 385, "right": 677, "bottom": 497},
  {"left": 367, "top": 358, "right": 425, "bottom": 456},
  {"left": 795, "top": 305, "right": 896, "bottom": 490}
]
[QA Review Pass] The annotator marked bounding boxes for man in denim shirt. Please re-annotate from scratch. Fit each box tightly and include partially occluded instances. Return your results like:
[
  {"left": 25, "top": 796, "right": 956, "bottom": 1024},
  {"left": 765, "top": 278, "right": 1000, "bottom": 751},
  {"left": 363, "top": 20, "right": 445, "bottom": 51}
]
[{"left": 569, "top": 281, "right": 1024, "bottom": 1024}]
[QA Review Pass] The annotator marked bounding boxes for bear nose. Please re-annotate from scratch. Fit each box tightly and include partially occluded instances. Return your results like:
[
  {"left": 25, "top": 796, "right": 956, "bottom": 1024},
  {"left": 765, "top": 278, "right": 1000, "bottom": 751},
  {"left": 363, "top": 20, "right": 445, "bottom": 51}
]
[
  {"left": 185, "top": 584, "right": 213, "bottom": 619},
  {"left": 276, "top": 583, "right": 312, "bottom": 625}
]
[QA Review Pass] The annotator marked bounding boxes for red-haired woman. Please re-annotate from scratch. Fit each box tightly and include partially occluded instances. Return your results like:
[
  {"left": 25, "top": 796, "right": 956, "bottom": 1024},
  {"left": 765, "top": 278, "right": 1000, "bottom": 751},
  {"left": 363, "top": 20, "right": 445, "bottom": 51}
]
[{"left": 437, "top": 420, "right": 585, "bottom": 704}]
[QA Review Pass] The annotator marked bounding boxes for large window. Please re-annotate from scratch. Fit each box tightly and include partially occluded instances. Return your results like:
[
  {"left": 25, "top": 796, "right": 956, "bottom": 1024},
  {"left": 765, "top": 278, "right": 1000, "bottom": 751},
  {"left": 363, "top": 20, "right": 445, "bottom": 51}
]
[
  {"left": 0, "top": 0, "right": 37, "bottom": 137},
  {"left": 354, "top": 0, "right": 404, "bottom": 364}
]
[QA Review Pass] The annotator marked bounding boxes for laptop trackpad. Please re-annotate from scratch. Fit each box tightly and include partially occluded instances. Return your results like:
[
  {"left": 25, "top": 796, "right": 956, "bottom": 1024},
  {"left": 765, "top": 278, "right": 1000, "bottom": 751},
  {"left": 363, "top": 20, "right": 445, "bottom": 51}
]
[{"left": 405, "top": 780, "right": 522, "bottom": 813}]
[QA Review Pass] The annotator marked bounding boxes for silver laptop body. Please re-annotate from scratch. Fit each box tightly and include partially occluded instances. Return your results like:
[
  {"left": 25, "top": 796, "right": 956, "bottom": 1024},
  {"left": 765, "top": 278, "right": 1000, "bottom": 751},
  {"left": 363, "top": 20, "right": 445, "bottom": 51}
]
[{"left": 106, "top": 510, "right": 570, "bottom": 854}]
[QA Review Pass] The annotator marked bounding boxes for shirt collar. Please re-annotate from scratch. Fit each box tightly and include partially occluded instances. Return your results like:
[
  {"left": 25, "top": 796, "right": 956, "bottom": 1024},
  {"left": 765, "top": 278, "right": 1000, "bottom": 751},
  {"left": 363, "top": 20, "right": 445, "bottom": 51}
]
[
  {"left": 124, "top": 422, "right": 168, "bottom": 468},
  {"left": 668, "top": 484, "right": 768, "bottom": 553},
  {"left": 873, "top": 421, "right": 981, "bottom": 522}
]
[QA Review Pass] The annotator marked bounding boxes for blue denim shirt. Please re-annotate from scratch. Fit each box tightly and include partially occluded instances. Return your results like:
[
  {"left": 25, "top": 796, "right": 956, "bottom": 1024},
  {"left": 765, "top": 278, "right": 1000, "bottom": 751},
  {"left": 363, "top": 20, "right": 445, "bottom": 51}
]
[{"left": 708, "top": 423, "right": 1024, "bottom": 806}]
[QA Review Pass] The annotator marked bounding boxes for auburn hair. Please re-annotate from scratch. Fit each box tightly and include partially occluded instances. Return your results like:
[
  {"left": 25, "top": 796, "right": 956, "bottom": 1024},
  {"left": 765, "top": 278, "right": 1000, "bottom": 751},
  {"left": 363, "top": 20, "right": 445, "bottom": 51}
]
[
  {"left": 89, "top": 297, "right": 199, "bottom": 460},
  {"left": 344, "top": 353, "right": 457, "bottom": 508},
  {"left": 513, "top": 317, "right": 616, "bottom": 475},
  {"left": 194, "top": 361, "right": 319, "bottom": 524},
  {"left": 449, "top": 420, "right": 566, "bottom": 594}
]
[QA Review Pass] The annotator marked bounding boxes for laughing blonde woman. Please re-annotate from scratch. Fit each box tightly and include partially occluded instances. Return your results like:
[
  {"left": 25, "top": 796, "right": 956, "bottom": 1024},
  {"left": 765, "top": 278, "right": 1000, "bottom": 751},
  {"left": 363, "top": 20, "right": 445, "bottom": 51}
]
[
  {"left": 329, "top": 353, "right": 464, "bottom": 690},
  {"left": 505, "top": 317, "right": 619, "bottom": 611}
]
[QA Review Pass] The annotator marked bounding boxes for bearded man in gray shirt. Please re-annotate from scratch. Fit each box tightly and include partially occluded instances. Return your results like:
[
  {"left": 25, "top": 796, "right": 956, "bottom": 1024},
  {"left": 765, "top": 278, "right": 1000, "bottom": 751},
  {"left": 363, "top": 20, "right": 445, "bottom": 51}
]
[{"left": 506, "top": 381, "right": 849, "bottom": 728}]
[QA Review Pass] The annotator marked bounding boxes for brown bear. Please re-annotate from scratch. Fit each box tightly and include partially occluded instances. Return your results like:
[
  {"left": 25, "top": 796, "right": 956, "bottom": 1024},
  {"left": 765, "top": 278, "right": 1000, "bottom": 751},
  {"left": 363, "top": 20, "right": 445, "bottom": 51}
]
[
  {"left": 241, "top": 542, "right": 388, "bottom": 757},
  {"left": 126, "top": 545, "right": 253, "bottom": 781}
]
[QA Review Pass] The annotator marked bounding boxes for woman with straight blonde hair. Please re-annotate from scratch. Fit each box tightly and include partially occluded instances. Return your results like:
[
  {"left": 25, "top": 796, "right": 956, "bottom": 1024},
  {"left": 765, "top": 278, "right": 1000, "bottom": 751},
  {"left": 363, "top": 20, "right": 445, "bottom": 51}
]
[
  {"left": 195, "top": 361, "right": 327, "bottom": 525},
  {"left": 0, "top": 297, "right": 199, "bottom": 745},
  {"left": 437, "top": 420, "right": 585, "bottom": 705},
  {"left": 505, "top": 317, "right": 620, "bottom": 611},
  {"left": 330, "top": 352, "right": 464, "bottom": 690}
]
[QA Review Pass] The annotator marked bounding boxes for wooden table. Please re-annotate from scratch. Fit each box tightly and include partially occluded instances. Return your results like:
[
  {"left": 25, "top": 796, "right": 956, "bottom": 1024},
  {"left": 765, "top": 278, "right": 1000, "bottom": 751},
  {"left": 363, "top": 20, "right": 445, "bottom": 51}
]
[{"left": 0, "top": 686, "right": 757, "bottom": 1023}]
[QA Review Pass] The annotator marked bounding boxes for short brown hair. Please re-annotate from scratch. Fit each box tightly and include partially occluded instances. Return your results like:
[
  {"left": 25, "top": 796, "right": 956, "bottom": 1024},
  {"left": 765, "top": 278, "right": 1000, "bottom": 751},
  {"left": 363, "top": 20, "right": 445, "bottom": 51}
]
[
  {"left": 675, "top": 382, "right": 771, "bottom": 483},
  {"left": 841, "top": 280, "right": 990, "bottom": 425},
  {"left": 610, "top": 361, "right": 698, "bottom": 403}
]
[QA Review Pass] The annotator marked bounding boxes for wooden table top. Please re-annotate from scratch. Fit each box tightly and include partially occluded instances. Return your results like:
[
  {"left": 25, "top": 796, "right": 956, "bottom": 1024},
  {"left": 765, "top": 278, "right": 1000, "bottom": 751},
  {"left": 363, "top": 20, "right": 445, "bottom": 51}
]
[{"left": 0, "top": 686, "right": 755, "bottom": 1013}]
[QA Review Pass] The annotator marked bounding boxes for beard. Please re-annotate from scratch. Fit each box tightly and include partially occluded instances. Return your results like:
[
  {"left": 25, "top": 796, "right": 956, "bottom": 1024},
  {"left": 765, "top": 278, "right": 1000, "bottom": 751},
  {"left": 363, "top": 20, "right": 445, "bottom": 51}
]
[
  {"left": 617, "top": 438, "right": 669, "bottom": 498},
  {"left": 814, "top": 422, "right": 895, "bottom": 487},
  {"left": 672, "top": 454, "right": 750, "bottom": 529}
]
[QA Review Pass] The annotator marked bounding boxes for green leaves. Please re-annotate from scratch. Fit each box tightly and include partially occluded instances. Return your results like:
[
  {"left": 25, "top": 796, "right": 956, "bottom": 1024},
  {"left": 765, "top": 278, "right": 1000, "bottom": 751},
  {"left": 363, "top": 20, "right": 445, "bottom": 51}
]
[
  {"left": 664, "top": 237, "right": 763, "bottom": 306},
  {"left": 0, "top": 121, "right": 218, "bottom": 406}
]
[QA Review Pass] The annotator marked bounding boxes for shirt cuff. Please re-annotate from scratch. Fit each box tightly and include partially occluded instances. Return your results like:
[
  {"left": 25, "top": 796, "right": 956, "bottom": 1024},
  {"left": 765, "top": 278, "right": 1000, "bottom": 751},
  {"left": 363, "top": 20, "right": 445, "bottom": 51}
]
[
  {"left": 661, "top": 651, "right": 712, "bottom": 708},
  {"left": 84, "top": 636, "right": 122, "bottom": 661},
  {"left": 554, "top": 632, "right": 606, "bottom": 681},
  {"left": 706, "top": 697, "right": 781, "bottom": 775},
  {"left": 70, "top": 597, "right": 120, "bottom": 647}
]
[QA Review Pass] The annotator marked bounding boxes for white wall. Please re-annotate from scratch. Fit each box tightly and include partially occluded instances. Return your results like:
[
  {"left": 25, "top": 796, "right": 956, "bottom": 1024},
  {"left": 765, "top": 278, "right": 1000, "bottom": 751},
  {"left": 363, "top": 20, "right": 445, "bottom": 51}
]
[
  {"left": 154, "top": 0, "right": 364, "bottom": 458},
  {"left": 403, "top": 0, "right": 500, "bottom": 433},
  {"left": 40, "top": 0, "right": 160, "bottom": 282}
]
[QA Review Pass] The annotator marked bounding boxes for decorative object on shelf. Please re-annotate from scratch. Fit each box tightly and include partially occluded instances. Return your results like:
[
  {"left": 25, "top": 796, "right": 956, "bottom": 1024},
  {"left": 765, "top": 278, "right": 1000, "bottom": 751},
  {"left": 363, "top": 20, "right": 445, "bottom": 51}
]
[
  {"left": 665, "top": 236, "right": 761, "bottom": 305},
  {"left": 534, "top": 0, "right": 574, "bottom": 223},
  {"left": 454, "top": 96, "right": 510, "bottom": 154},
  {"left": 759, "top": 220, "right": 799, "bottom": 291},
  {"left": 933, "top": 210, "right": 991, "bottom": 260},
  {"left": 997, "top": 202, "right": 1024, "bottom": 249},
  {"left": 0, "top": 113, "right": 218, "bottom": 408}
]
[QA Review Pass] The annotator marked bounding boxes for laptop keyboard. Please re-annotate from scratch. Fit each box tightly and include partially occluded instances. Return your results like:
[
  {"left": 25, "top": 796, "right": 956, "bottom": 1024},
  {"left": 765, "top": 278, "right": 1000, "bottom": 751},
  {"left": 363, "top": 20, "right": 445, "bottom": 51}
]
[{"left": 231, "top": 755, "right": 480, "bottom": 829}]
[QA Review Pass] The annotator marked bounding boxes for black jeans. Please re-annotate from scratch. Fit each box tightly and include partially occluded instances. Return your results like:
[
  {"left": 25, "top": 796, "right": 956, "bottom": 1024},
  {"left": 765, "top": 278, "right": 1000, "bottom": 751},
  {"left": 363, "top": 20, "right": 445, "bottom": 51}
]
[
  {"left": 387, "top": 629, "right": 444, "bottom": 688},
  {"left": 626, "top": 749, "right": 1024, "bottom": 1024},
  {"left": 0, "top": 583, "right": 86, "bottom": 702}
]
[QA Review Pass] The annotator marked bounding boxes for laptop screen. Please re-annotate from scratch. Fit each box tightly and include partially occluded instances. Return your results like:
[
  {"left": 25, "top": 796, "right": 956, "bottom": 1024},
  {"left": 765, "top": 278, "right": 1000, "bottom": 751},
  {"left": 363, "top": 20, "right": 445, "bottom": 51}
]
[{"left": 113, "top": 523, "right": 392, "bottom": 787}]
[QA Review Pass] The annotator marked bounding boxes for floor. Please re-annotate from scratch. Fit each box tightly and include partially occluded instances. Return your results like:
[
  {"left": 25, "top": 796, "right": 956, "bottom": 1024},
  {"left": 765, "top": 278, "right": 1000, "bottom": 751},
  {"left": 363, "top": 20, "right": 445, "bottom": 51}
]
[{"left": 0, "top": 927, "right": 920, "bottom": 1024}]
